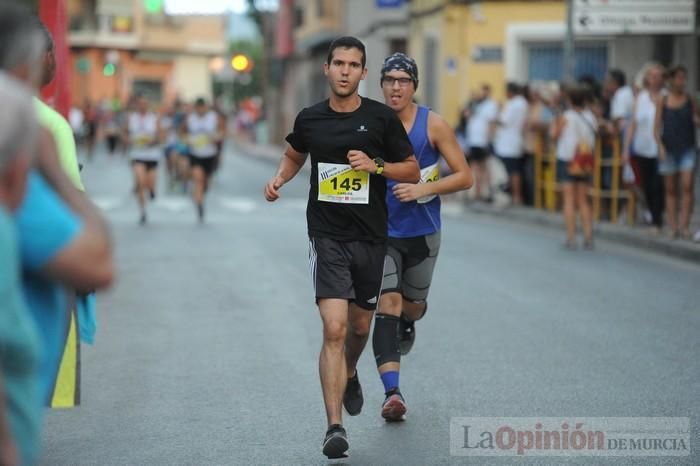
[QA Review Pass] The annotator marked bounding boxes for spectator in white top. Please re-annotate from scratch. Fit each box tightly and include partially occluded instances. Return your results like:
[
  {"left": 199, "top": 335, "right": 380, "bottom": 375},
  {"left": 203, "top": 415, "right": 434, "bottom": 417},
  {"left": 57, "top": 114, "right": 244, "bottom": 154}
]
[
  {"left": 604, "top": 69, "right": 634, "bottom": 135},
  {"left": 551, "top": 85, "right": 597, "bottom": 249},
  {"left": 494, "top": 82, "right": 528, "bottom": 205},
  {"left": 623, "top": 62, "right": 666, "bottom": 234},
  {"left": 466, "top": 84, "right": 498, "bottom": 200}
]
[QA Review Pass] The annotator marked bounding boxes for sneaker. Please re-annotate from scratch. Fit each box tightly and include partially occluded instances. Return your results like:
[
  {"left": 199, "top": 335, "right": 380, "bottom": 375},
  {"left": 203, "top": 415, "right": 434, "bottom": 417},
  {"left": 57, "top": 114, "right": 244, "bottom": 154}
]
[
  {"left": 562, "top": 240, "right": 577, "bottom": 251},
  {"left": 398, "top": 317, "right": 415, "bottom": 355},
  {"left": 381, "top": 389, "right": 407, "bottom": 422},
  {"left": 322, "top": 424, "right": 348, "bottom": 459},
  {"left": 149, "top": 189, "right": 156, "bottom": 200},
  {"left": 139, "top": 212, "right": 147, "bottom": 225},
  {"left": 197, "top": 203, "right": 204, "bottom": 223},
  {"left": 343, "top": 371, "right": 363, "bottom": 416}
]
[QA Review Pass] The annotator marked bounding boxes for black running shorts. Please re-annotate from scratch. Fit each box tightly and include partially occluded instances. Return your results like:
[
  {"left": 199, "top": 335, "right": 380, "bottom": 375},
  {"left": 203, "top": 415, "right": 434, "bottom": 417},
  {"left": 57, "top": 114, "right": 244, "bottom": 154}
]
[
  {"left": 309, "top": 237, "right": 387, "bottom": 311},
  {"left": 188, "top": 155, "right": 217, "bottom": 176},
  {"left": 381, "top": 231, "right": 441, "bottom": 303}
]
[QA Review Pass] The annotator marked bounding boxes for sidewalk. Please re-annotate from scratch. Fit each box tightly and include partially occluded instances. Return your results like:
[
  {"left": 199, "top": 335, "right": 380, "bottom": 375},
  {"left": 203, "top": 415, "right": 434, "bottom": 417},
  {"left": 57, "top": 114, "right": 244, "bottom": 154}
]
[{"left": 234, "top": 140, "right": 700, "bottom": 265}]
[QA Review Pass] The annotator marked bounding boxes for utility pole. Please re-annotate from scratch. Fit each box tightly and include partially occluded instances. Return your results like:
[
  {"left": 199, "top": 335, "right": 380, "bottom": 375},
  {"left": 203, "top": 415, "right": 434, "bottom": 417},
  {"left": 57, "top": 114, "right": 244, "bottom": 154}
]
[{"left": 563, "top": 0, "right": 575, "bottom": 82}]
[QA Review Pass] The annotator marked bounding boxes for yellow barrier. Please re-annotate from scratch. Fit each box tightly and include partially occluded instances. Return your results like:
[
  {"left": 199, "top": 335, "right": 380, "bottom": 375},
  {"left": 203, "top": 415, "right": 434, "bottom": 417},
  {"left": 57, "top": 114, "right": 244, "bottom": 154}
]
[{"left": 532, "top": 132, "right": 636, "bottom": 224}]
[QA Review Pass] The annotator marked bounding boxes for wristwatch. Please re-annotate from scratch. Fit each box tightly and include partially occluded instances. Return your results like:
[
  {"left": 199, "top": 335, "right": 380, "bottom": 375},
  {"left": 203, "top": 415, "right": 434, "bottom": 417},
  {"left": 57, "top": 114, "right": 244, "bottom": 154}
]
[{"left": 374, "top": 157, "right": 385, "bottom": 175}]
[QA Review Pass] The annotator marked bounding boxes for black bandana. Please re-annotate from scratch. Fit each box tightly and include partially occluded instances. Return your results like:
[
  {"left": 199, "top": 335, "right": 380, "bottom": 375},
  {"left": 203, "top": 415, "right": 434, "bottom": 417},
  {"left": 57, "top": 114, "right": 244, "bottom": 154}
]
[{"left": 380, "top": 53, "right": 418, "bottom": 90}]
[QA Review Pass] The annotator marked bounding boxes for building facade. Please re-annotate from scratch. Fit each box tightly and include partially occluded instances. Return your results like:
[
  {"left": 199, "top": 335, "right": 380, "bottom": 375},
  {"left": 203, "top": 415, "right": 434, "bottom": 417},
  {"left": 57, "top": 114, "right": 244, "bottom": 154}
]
[
  {"left": 408, "top": 0, "right": 698, "bottom": 124},
  {"left": 270, "top": 0, "right": 698, "bottom": 140},
  {"left": 67, "top": 0, "right": 226, "bottom": 106}
]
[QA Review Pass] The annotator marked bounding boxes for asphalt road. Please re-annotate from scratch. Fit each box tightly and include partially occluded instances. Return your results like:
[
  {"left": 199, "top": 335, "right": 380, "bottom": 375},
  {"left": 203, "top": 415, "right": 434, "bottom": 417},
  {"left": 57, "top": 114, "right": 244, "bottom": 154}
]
[{"left": 39, "top": 146, "right": 699, "bottom": 465}]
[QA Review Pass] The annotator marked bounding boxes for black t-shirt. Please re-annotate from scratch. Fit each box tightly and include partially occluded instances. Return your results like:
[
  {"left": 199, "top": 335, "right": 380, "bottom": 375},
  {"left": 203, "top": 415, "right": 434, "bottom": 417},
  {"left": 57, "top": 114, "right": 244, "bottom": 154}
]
[{"left": 286, "top": 97, "right": 414, "bottom": 242}]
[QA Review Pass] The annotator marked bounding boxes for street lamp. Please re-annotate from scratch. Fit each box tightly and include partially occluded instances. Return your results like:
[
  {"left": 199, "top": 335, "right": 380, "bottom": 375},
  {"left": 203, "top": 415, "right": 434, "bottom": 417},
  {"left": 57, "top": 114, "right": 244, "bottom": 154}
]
[{"left": 231, "top": 54, "right": 253, "bottom": 73}]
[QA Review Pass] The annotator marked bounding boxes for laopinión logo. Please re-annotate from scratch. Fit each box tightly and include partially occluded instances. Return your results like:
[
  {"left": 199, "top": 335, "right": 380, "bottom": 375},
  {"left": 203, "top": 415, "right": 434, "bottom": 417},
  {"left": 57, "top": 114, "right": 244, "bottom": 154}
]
[
  {"left": 450, "top": 417, "right": 690, "bottom": 457},
  {"left": 357, "top": 125, "right": 368, "bottom": 132}
]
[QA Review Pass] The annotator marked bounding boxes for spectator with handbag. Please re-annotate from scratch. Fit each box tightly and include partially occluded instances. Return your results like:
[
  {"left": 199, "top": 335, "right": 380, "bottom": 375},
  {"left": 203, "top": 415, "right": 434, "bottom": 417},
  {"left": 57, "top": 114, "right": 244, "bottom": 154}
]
[{"left": 551, "top": 85, "right": 597, "bottom": 249}]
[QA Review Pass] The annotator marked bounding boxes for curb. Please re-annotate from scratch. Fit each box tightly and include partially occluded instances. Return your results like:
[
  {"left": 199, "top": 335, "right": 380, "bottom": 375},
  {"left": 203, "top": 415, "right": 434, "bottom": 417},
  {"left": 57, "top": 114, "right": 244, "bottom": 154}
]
[{"left": 468, "top": 203, "right": 700, "bottom": 265}]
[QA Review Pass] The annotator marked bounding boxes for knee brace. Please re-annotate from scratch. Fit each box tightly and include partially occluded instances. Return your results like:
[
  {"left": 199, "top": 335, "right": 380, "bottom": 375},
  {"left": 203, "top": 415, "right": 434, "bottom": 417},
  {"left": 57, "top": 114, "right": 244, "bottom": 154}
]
[{"left": 372, "top": 313, "right": 401, "bottom": 367}]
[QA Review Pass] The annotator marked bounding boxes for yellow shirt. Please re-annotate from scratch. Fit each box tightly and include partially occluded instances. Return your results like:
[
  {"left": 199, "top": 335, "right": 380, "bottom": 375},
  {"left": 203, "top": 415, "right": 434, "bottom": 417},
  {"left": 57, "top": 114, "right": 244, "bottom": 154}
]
[{"left": 34, "top": 98, "right": 84, "bottom": 191}]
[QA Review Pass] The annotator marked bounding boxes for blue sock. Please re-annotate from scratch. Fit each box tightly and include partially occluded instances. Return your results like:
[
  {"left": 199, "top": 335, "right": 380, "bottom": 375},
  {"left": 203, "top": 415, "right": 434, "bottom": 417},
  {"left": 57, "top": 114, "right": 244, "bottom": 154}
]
[{"left": 380, "top": 371, "right": 399, "bottom": 393}]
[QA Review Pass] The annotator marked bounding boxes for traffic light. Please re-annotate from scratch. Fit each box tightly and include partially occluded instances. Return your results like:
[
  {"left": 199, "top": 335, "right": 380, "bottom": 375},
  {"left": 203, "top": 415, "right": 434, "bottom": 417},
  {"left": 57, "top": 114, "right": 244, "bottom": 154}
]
[
  {"left": 144, "top": 0, "right": 163, "bottom": 14},
  {"left": 231, "top": 54, "right": 253, "bottom": 73},
  {"left": 103, "top": 63, "right": 116, "bottom": 76}
]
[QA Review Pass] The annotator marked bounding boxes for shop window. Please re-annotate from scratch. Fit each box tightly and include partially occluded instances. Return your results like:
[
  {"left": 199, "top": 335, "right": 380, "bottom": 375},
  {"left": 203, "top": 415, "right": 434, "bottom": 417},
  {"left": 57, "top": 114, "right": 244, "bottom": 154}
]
[{"left": 527, "top": 44, "right": 608, "bottom": 82}]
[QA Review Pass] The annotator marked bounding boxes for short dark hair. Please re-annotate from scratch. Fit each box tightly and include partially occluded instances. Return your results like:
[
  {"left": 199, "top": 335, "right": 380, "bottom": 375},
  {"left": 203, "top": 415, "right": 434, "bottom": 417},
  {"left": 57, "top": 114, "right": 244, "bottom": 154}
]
[
  {"left": 326, "top": 36, "right": 366, "bottom": 68},
  {"left": 506, "top": 82, "right": 521, "bottom": 95},
  {"left": 33, "top": 18, "right": 54, "bottom": 53},
  {"left": 567, "top": 86, "right": 587, "bottom": 108},
  {"left": 669, "top": 64, "right": 687, "bottom": 78},
  {"left": 607, "top": 69, "right": 626, "bottom": 87},
  {"left": 195, "top": 97, "right": 206, "bottom": 106},
  {"left": 0, "top": 2, "right": 44, "bottom": 71}
]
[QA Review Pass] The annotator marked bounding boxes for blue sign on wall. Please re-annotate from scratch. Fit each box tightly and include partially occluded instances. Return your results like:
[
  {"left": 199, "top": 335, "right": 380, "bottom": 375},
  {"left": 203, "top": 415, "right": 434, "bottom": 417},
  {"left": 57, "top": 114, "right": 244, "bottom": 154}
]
[{"left": 376, "top": 0, "right": 403, "bottom": 7}]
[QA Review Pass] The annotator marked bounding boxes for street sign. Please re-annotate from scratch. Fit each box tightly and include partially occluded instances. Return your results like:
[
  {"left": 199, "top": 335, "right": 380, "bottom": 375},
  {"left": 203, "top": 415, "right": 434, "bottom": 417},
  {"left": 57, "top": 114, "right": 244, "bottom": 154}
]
[
  {"left": 574, "top": 0, "right": 696, "bottom": 34},
  {"left": 376, "top": 0, "right": 403, "bottom": 7},
  {"left": 575, "top": 0, "right": 694, "bottom": 8},
  {"left": 574, "top": 9, "right": 695, "bottom": 34}
]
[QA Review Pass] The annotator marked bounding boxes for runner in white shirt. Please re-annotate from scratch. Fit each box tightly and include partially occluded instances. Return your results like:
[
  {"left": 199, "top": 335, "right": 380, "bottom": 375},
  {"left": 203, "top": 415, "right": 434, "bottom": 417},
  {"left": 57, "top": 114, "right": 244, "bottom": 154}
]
[
  {"left": 494, "top": 82, "right": 528, "bottom": 205},
  {"left": 465, "top": 84, "right": 498, "bottom": 200},
  {"left": 126, "top": 94, "right": 162, "bottom": 225},
  {"left": 184, "top": 97, "right": 224, "bottom": 222}
]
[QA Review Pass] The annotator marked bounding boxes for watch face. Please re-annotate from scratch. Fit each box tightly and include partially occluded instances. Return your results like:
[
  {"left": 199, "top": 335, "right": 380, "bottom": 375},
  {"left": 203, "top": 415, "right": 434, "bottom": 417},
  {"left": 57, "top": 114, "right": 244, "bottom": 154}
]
[{"left": 375, "top": 157, "right": 385, "bottom": 167}]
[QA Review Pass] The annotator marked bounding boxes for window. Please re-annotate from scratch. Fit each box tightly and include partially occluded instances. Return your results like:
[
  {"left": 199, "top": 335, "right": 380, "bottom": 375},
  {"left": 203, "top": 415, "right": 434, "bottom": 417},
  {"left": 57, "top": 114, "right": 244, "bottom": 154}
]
[
  {"left": 527, "top": 44, "right": 608, "bottom": 82},
  {"left": 316, "top": 0, "right": 325, "bottom": 18},
  {"left": 294, "top": 6, "right": 304, "bottom": 28},
  {"left": 389, "top": 39, "right": 407, "bottom": 55}
]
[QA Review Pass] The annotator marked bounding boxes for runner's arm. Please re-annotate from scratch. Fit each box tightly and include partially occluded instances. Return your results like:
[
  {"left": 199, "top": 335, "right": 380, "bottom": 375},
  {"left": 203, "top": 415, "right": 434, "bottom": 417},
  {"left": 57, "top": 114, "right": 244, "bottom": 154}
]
[
  {"left": 347, "top": 150, "right": 420, "bottom": 183},
  {"left": 264, "top": 144, "right": 307, "bottom": 201},
  {"left": 215, "top": 113, "right": 226, "bottom": 142},
  {"left": 392, "top": 113, "right": 472, "bottom": 202},
  {"left": 154, "top": 117, "right": 163, "bottom": 145}
]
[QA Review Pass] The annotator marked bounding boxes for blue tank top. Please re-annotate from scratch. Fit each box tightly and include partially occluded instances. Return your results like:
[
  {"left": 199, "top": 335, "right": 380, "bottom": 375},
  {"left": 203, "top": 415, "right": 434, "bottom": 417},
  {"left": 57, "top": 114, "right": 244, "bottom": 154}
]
[{"left": 387, "top": 106, "right": 442, "bottom": 238}]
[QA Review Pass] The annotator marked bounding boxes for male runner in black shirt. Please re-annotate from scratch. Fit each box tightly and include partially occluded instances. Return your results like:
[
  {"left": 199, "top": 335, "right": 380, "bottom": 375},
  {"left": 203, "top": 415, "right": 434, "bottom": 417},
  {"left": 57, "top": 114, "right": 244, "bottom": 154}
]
[{"left": 264, "top": 36, "right": 419, "bottom": 459}]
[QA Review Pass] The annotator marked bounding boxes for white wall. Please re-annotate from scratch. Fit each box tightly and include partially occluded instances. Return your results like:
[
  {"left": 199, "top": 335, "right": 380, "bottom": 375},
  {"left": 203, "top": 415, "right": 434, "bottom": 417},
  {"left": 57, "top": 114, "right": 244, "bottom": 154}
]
[
  {"left": 609, "top": 36, "right": 655, "bottom": 86},
  {"left": 173, "top": 55, "right": 212, "bottom": 102},
  {"left": 344, "top": 0, "right": 408, "bottom": 102}
]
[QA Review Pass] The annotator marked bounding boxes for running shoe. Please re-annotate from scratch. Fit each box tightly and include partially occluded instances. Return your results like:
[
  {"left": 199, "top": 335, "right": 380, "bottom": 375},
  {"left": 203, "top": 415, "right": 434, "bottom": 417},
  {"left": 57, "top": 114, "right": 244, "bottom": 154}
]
[
  {"left": 381, "top": 388, "right": 407, "bottom": 422},
  {"left": 343, "top": 371, "right": 363, "bottom": 416},
  {"left": 322, "top": 424, "right": 348, "bottom": 459}
]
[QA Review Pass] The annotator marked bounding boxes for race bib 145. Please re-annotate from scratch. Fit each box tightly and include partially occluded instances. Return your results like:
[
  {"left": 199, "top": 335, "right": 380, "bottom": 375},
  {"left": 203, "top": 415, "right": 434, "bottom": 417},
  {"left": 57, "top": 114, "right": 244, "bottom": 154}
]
[{"left": 318, "top": 162, "right": 370, "bottom": 204}]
